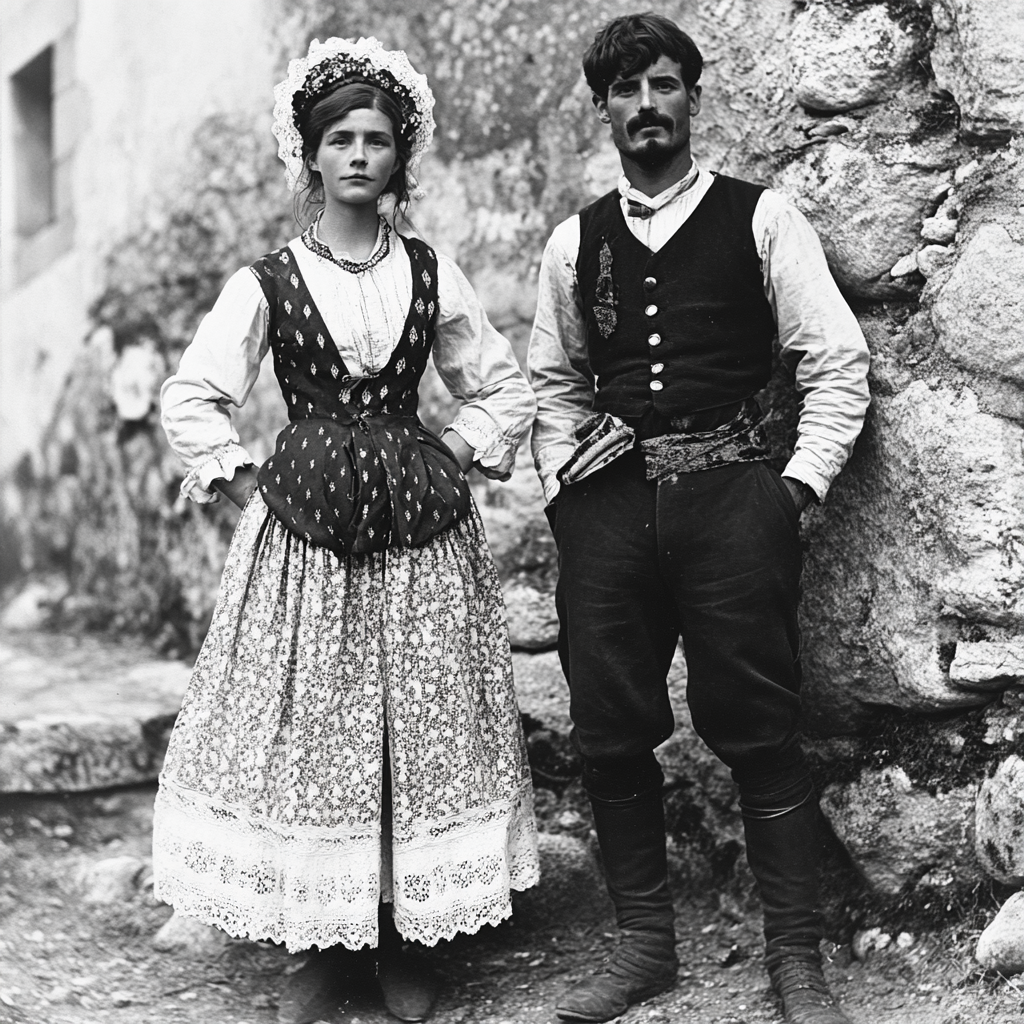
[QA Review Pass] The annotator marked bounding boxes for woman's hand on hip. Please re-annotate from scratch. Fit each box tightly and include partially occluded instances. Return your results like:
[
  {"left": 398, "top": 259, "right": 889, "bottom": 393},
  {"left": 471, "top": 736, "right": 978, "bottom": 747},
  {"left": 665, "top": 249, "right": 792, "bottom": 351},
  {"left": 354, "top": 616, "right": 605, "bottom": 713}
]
[
  {"left": 443, "top": 431, "right": 476, "bottom": 474},
  {"left": 213, "top": 464, "right": 259, "bottom": 509}
]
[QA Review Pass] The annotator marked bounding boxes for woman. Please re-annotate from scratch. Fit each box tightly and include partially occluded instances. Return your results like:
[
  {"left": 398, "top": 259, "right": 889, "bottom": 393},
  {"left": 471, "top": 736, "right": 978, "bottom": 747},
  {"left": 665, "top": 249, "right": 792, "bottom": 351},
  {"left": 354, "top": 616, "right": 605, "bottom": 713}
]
[{"left": 154, "top": 36, "right": 540, "bottom": 1024}]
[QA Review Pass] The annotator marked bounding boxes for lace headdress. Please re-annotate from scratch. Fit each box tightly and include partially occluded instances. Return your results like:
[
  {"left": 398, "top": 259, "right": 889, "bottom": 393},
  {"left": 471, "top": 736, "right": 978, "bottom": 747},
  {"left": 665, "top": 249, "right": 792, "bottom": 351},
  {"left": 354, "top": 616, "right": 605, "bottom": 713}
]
[{"left": 272, "top": 36, "right": 435, "bottom": 195}]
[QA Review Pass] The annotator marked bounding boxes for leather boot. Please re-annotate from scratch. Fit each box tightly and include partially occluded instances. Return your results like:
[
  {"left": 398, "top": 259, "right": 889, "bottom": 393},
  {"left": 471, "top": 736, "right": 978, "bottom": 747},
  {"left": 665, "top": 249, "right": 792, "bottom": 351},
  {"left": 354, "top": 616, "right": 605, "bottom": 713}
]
[
  {"left": 742, "top": 780, "right": 851, "bottom": 1024},
  {"left": 555, "top": 773, "right": 678, "bottom": 1023},
  {"left": 740, "top": 782, "right": 824, "bottom": 955},
  {"left": 767, "top": 947, "right": 853, "bottom": 1024}
]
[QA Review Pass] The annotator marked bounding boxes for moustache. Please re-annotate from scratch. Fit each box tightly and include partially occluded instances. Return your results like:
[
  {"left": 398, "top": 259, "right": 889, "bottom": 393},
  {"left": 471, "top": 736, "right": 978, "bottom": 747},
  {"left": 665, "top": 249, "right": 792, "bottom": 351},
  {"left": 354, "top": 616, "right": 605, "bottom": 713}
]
[{"left": 626, "top": 112, "right": 674, "bottom": 136}]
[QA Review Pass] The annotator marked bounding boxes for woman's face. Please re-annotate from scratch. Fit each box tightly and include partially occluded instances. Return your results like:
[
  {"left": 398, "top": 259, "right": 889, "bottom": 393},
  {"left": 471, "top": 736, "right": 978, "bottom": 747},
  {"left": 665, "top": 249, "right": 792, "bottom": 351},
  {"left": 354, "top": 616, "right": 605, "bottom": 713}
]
[{"left": 310, "top": 106, "right": 399, "bottom": 209}]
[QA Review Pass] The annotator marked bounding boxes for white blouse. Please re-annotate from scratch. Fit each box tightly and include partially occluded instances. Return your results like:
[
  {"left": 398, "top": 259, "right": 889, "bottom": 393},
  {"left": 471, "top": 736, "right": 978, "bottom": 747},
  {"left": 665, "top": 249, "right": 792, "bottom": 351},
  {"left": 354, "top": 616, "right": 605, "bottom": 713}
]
[{"left": 162, "top": 222, "right": 536, "bottom": 502}]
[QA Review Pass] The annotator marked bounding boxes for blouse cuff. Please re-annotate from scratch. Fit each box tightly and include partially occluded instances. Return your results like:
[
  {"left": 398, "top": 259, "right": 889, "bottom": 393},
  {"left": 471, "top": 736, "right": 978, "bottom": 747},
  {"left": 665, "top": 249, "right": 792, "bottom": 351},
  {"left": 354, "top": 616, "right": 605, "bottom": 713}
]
[
  {"left": 180, "top": 443, "right": 254, "bottom": 504},
  {"left": 442, "top": 409, "right": 517, "bottom": 469}
]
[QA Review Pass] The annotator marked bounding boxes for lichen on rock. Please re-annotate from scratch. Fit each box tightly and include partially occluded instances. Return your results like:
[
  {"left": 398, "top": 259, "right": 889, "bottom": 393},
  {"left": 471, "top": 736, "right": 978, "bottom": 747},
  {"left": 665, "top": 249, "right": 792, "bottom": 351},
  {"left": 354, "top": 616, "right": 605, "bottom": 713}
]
[
  {"left": 932, "top": 222, "right": 1024, "bottom": 386},
  {"left": 788, "top": 1, "right": 925, "bottom": 114},
  {"left": 975, "top": 754, "right": 1024, "bottom": 884},
  {"left": 930, "top": 0, "right": 1024, "bottom": 142},
  {"left": 820, "top": 765, "right": 981, "bottom": 895}
]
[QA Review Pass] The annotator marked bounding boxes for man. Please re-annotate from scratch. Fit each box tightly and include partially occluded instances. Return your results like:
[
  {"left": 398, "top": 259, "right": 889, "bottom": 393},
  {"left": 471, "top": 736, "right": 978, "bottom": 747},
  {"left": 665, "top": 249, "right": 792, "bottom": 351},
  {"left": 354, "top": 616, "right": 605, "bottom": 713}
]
[{"left": 528, "top": 13, "right": 870, "bottom": 1024}]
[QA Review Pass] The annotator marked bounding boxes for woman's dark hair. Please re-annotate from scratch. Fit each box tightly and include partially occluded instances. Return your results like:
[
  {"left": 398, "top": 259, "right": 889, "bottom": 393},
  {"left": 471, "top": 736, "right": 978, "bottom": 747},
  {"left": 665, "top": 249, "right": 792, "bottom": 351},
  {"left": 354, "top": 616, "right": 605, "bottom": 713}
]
[
  {"left": 296, "top": 82, "right": 413, "bottom": 219},
  {"left": 583, "top": 12, "right": 703, "bottom": 99}
]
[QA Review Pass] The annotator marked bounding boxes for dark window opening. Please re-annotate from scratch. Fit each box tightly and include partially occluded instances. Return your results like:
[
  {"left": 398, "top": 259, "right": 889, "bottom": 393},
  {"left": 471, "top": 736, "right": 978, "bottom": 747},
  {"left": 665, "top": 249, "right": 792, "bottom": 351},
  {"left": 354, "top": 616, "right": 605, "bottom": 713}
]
[{"left": 12, "top": 46, "right": 55, "bottom": 237}]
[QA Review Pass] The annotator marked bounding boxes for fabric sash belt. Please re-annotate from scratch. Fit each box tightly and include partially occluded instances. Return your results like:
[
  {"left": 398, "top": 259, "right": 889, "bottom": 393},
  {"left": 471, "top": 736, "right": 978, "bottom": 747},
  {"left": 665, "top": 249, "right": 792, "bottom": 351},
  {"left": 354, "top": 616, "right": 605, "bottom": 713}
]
[{"left": 639, "top": 397, "right": 772, "bottom": 482}]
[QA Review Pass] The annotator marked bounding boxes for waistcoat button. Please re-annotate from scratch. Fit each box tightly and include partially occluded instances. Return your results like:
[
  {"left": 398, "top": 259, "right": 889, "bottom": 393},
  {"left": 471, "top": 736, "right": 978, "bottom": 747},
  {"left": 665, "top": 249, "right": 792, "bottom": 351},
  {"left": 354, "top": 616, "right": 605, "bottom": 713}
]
[
  {"left": 644, "top": 276, "right": 657, "bottom": 291},
  {"left": 651, "top": 362, "right": 664, "bottom": 374},
  {"left": 645, "top": 304, "right": 658, "bottom": 316},
  {"left": 649, "top": 380, "right": 664, "bottom": 392},
  {"left": 648, "top": 333, "right": 661, "bottom": 346}
]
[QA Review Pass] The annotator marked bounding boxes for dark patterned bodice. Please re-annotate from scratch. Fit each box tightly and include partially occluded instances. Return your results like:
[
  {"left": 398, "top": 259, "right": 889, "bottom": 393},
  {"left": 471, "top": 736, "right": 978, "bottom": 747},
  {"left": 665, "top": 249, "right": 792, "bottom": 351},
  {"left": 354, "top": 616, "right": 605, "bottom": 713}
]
[{"left": 250, "top": 236, "right": 470, "bottom": 556}]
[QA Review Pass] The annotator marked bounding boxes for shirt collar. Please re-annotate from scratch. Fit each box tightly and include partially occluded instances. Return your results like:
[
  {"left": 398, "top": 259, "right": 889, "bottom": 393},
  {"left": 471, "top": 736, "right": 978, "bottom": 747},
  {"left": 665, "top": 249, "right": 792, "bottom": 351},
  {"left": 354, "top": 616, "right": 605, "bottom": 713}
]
[{"left": 618, "top": 160, "right": 701, "bottom": 213}]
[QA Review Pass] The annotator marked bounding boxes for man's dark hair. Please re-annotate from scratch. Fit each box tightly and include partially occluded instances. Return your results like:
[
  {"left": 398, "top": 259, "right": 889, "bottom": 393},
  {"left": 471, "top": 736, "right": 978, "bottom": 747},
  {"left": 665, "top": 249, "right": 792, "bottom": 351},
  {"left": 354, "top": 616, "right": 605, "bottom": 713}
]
[{"left": 583, "top": 12, "right": 704, "bottom": 99}]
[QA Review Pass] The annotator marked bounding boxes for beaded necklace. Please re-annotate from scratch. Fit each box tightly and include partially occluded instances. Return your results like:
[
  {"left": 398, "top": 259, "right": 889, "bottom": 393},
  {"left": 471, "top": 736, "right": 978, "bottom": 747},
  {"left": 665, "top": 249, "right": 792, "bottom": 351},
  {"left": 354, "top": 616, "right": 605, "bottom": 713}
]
[{"left": 303, "top": 211, "right": 391, "bottom": 274}]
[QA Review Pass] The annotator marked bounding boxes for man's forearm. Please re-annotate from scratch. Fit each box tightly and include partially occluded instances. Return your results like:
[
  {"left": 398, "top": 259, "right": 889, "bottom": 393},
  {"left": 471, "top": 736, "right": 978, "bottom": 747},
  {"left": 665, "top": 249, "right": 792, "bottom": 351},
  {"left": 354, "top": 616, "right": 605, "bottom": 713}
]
[
  {"left": 764, "top": 198, "right": 871, "bottom": 501},
  {"left": 528, "top": 236, "right": 599, "bottom": 503}
]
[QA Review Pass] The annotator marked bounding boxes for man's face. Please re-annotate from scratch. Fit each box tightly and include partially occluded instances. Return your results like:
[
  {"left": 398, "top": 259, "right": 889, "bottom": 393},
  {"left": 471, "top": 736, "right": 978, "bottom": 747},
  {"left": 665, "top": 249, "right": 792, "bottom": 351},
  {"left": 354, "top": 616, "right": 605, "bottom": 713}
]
[{"left": 594, "top": 55, "right": 701, "bottom": 169}]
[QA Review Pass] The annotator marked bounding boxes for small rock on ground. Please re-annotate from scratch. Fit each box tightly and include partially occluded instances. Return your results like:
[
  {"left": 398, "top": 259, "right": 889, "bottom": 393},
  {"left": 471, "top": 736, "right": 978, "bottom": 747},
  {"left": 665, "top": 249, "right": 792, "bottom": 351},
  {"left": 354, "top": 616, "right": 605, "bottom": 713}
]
[
  {"left": 152, "top": 910, "right": 231, "bottom": 957},
  {"left": 976, "top": 890, "right": 1024, "bottom": 974},
  {"left": 78, "top": 855, "right": 146, "bottom": 904},
  {"left": 0, "top": 580, "right": 68, "bottom": 631}
]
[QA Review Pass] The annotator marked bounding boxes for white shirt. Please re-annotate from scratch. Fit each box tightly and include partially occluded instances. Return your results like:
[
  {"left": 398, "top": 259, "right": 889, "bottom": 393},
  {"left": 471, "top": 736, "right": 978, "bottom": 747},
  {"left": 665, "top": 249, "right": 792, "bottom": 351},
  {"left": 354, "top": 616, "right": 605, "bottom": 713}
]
[
  {"left": 162, "top": 223, "right": 536, "bottom": 502},
  {"left": 528, "top": 162, "right": 871, "bottom": 503}
]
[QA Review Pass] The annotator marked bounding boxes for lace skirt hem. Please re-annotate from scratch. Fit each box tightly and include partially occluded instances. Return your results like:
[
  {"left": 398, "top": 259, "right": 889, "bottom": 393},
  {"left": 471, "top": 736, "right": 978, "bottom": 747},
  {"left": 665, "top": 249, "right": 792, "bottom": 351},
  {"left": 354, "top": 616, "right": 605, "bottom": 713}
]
[{"left": 153, "top": 777, "right": 540, "bottom": 952}]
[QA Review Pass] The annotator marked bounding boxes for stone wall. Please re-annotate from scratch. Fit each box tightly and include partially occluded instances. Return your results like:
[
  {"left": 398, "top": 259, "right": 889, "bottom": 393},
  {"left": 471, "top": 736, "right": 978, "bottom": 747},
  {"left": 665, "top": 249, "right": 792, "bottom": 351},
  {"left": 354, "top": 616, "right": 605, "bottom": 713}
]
[
  {"left": 3, "top": 0, "right": 1022, "bottom": 933},
  {"left": 0, "top": 0, "right": 278, "bottom": 477}
]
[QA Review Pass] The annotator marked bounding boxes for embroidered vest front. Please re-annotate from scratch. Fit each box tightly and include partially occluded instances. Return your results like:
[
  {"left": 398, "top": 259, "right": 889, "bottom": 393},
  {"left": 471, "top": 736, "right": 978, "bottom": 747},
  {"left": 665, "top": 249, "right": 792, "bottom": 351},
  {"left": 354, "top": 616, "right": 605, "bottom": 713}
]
[
  {"left": 250, "top": 236, "right": 471, "bottom": 556},
  {"left": 576, "top": 174, "right": 777, "bottom": 419}
]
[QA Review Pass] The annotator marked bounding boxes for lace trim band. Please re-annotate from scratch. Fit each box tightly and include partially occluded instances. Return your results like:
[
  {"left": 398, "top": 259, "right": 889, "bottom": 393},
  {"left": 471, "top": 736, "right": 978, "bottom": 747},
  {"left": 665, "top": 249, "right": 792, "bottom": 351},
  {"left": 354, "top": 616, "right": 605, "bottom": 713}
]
[{"left": 153, "top": 777, "right": 539, "bottom": 952}]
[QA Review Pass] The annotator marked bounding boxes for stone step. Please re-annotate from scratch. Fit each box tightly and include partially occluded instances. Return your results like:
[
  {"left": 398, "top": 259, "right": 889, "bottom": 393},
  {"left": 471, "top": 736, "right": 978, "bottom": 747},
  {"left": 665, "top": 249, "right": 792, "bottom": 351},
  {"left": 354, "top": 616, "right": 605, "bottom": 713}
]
[
  {"left": 0, "top": 631, "right": 192, "bottom": 793},
  {"left": 0, "top": 633, "right": 587, "bottom": 795}
]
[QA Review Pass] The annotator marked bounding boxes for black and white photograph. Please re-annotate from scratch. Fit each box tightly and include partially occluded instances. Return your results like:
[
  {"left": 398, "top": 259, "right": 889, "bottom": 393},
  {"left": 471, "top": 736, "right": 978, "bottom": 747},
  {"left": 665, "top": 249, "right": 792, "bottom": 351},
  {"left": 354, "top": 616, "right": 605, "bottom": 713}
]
[{"left": 1, "top": 2, "right": 1022, "bottom": 1023}]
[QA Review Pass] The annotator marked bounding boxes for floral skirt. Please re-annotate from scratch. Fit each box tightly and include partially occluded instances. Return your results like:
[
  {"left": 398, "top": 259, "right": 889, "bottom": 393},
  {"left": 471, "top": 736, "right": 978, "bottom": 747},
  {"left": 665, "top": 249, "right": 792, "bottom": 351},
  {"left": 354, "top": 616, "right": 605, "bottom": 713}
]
[{"left": 153, "top": 492, "right": 539, "bottom": 953}]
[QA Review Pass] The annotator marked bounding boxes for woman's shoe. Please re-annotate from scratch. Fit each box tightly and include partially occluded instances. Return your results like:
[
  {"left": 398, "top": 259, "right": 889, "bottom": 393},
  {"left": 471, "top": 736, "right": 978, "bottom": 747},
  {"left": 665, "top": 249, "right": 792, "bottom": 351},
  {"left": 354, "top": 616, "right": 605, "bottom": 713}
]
[
  {"left": 376, "top": 945, "right": 442, "bottom": 1022},
  {"left": 276, "top": 946, "right": 373, "bottom": 1024}
]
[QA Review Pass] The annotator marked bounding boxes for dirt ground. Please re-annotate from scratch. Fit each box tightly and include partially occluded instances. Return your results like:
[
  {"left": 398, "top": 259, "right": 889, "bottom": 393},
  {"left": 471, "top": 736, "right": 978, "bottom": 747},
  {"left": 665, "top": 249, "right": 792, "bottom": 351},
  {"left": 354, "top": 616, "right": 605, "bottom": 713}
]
[{"left": 1, "top": 781, "right": 1021, "bottom": 1024}]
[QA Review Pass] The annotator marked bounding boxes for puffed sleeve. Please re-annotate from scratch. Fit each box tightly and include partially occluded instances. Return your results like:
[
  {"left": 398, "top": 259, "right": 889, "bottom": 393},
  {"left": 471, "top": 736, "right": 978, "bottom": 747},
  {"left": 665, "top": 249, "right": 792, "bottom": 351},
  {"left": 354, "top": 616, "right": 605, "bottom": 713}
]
[
  {"left": 160, "top": 267, "right": 270, "bottom": 503},
  {"left": 432, "top": 253, "right": 537, "bottom": 475}
]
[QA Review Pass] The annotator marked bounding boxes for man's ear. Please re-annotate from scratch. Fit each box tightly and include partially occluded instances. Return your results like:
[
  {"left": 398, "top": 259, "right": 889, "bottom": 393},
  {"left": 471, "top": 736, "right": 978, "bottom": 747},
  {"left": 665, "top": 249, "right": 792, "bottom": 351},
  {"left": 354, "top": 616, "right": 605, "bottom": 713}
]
[
  {"left": 592, "top": 93, "right": 611, "bottom": 124},
  {"left": 689, "top": 84, "right": 702, "bottom": 116}
]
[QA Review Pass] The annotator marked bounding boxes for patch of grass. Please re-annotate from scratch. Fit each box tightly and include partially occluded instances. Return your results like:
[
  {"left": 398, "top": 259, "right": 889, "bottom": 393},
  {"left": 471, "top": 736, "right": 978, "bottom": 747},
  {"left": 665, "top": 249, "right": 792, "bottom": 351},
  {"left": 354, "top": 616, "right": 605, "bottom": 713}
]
[
  {"left": 807, "top": 703, "right": 1010, "bottom": 796},
  {"left": 908, "top": 95, "right": 961, "bottom": 143}
]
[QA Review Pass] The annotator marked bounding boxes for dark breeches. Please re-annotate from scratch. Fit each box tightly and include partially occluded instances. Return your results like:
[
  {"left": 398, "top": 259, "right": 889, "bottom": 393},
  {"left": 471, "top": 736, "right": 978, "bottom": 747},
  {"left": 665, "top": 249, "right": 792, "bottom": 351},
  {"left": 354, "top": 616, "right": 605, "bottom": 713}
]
[{"left": 549, "top": 448, "right": 806, "bottom": 797}]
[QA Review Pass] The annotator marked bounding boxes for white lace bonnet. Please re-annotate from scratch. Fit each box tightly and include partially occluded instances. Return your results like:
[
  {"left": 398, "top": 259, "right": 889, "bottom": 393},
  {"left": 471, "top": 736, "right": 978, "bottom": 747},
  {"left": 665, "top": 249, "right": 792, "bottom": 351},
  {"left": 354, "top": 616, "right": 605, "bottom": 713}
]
[{"left": 272, "top": 36, "right": 436, "bottom": 194}]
